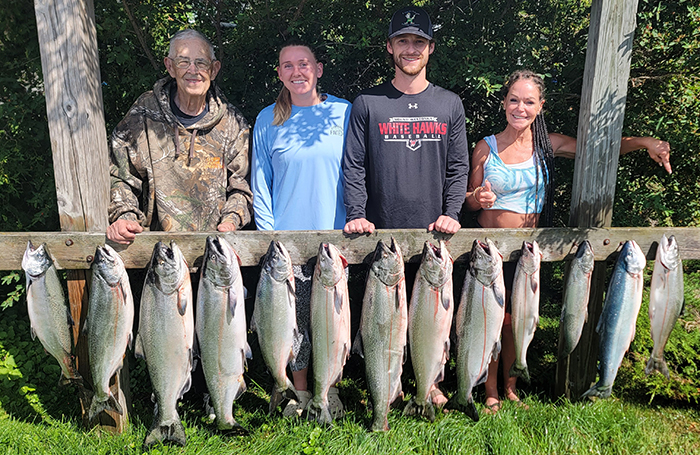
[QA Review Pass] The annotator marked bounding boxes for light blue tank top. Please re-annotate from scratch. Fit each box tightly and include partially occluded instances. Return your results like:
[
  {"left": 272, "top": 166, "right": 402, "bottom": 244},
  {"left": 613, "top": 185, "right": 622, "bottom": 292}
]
[{"left": 482, "top": 135, "right": 545, "bottom": 214}]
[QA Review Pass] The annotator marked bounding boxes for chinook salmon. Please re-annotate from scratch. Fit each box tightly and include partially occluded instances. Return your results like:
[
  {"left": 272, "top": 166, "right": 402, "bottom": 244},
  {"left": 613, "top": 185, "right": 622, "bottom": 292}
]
[
  {"left": 22, "top": 241, "right": 80, "bottom": 382},
  {"left": 251, "top": 240, "right": 299, "bottom": 414},
  {"left": 353, "top": 237, "right": 407, "bottom": 432},
  {"left": 196, "top": 236, "right": 251, "bottom": 431},
  {"left": 86, "top": 244, "right": 134, "bottom": 422},
  {"left": 560, "top": 241, "right": 595, "bottom": 357},
  {"left": 510, "top": 241, "right": 541, "bottom": 383},
  {"left": 582, "top": 240, "right": 646, "bottom": 399},
  {"left": 646, "top": 234, "right": 684, "bottom": 378},
  {"left": 135, "top": 241, "right": 194, "bottom": 448},
  {"left": 308, "top": 242, "right": 350, "bottom": 425},
  {"left": 404, "top": 240, "right": 453, "bottom": 423},
  {"left": 455, "top": 239, "right": 505, "bottom": 422}
]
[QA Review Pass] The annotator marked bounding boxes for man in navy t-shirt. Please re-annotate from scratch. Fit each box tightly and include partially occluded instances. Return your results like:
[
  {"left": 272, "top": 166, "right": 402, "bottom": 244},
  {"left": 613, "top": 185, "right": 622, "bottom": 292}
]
[{"left": 343, "top": 6, "right": 469, "bottom": 234}]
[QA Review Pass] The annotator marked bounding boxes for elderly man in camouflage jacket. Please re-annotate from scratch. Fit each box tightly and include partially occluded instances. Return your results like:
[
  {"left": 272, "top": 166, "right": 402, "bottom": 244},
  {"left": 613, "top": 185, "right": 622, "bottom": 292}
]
[{"left": 107, "top": 29, "right": 252, "bottom": 244}]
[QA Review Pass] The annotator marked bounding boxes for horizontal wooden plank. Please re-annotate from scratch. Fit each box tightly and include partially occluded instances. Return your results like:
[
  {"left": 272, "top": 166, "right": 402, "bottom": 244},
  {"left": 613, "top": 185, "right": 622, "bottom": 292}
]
[{"left": 2, "top": 227, "right": 699, "bottom": 271}]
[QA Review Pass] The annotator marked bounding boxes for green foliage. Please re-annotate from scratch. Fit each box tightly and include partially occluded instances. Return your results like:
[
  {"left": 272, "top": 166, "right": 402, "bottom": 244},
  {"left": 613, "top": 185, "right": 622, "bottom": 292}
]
[
  {"left": 615, "top": 262, "right": 700, "bottom": 404},
  {"left": 0, "top": 271, "right": 23, "bottom": 310},
  {"left": 0, "top": 305, "right": 81, "bottom": 420}
]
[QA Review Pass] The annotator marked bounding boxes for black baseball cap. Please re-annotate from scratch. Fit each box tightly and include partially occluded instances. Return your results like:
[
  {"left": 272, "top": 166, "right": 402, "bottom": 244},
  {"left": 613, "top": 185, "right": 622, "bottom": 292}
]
[{"left": 388, "top": 6, "right": 433, "bottom": 40}]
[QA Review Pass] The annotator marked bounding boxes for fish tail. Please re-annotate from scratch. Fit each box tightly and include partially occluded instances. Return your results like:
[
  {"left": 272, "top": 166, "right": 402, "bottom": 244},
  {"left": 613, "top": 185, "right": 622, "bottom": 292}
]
[
  {"left": 143, "top": 419, "right": 186, "bottom": 449},
  {"left": 581, "top": 382, "right": 612, "bottom": 399},
  {"left": 308, "top": 399, "right": 333, "bottom": 426},
  {"left": 644, "top": 356, "right": 670, "bottom": 379},
  {"left": 87, "top": 393, "right": 123, "bottom": 422},
  {"left": 508, "top": 363, "right": 531, "bottom": 383},
  {"left": 403, "top": 397, "right": 436, "bottom": 423}
]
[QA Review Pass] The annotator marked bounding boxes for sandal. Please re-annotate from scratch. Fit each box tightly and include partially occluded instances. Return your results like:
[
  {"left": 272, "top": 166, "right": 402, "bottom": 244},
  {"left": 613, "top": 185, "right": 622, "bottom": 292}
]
[
  {"left": 482, "top": 400, "right": 501, "bottom": 415},
  {"left": 429, "top": 387, "right": 448, "bottom": 409},
  {"left": 328, "top": 386, "right": 345, "bottom": 420}
]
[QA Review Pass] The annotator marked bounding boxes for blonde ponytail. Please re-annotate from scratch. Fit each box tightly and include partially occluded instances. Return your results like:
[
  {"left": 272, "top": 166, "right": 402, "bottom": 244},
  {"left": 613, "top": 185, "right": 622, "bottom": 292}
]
[{"left": 272, "top": 86, "right": 293, "bottom": 126}]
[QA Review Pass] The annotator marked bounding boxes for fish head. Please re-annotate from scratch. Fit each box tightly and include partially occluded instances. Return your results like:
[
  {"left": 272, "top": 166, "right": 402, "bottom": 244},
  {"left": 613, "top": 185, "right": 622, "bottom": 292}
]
[
  {"left": 21, "top": 241, "right": 53, "bottom": 278},
  {"left": 370, "top": 237, "right": 404, "bottom": 287},
  {"left": 201, "top": 236, "right": 241, "bottom": 287},
  {"left": 619, "top": 240, "right": 647, "bottom": 276},
  {"left": 420, "top": 240, "right": 453, "bottom": 288},
  {"left": 92, "top": 244, "right": 126, "bottom": 287},
  {"left": 315, "top": 242, "right": 347, "bottom": 287},
  {"left": 263, "top": 240, "right": 293, "bottom": 282},
  {"left": 656, "top": 234, "right": 681, "bottom": 271},
  {"left": 470, "top": 238, "right": 502, "bottom": 286},
  {"left": 574, "top": 240, "right": 595, "bottom": 273},
  {"left": 147, "top": 241, "right": 188, "bottom": 294},
  {"left": 517, "top": 241, "right": 541, "bottom": 275}
]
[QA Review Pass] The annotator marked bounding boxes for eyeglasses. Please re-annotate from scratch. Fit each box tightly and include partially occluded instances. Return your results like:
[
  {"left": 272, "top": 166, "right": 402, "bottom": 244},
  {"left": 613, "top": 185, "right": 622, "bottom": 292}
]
[{"left": 169, "top": 57, "right": 215, "bottom": 71}]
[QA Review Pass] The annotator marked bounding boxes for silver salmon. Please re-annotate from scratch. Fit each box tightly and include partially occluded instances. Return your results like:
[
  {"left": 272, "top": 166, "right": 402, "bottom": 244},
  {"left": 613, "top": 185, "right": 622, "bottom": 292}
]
[
  {"left": 22, "top": 241, "right": 80, "bottom": 382},
  {"left": 251, "top": 240, "right": 299, "bottom": 414},
  {"left": 645, "top": 234, "right": 684, "bottom": 378},
  {"left": 196, "top": 236, "right": 251, "bottom": 430},
  {"left": 510, "top": 241, "right": 541, "bottom": 383},
  {"left": 135, "top": 241, "right": 194, "bottom": 448},
  {"left": 86, "top": 244, "right": 134, "bottom": 422},
  {"left": 404, "top": 240, "right": 453, "bottom": 422},
  {"left": 308, "top": 242, "right": 350, "bottom": 425},
  {"left": 582, "top": 240, "right": 645, "bottom": 399},
  {"left": 560, "top": 241, "right": 595, "bottom": 357},
  {"left": 353, "top": 237, "right": 407, "bottom": 432},
  {"left": 455, "top": 239, "right": 505, "bottom": 422}
]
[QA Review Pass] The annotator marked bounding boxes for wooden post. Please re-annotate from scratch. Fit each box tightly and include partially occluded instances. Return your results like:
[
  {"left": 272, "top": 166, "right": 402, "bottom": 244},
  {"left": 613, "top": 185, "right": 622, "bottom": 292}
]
[
  {"left": 555, "top": 0, "right": 640, "bottom": 399},
  {"left": 34, "top": 0, "right": 127, "bottom": 431}
]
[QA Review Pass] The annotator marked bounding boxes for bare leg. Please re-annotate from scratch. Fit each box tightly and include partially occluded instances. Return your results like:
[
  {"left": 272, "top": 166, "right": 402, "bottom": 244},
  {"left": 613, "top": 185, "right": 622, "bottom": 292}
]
[
  {"left": 483, "top": 351, "right": 501, "bottom": 413},
  {"left": 292, "top": 368, "right": 308, "bottom": 392},
  {"left": 500, "top": 313, "right": 519, "bottom": 401}
]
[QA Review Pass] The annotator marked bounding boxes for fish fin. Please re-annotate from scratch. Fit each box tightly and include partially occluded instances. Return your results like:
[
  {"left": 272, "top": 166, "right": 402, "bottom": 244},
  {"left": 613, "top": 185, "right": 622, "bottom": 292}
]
[
  {"left": 492, "top": 340, "right": 502, "bottom": 361},
  {"left": 228, "top": 286, "right": 237, "bottom": 318},
  {"left": 474, "top": 368, "right": 489, "bottom": 387},
  {"left": 143, "top": 419, "right": 187, "bottom": 450},
  {"left": 680, "top": 299, "right": 686, "bottom": 317},
  {"left": 441, "top": 289, "right": 451, "bottom": 311},
  {"left": 530, "top": 274, "right": 539, "bottom": 294},
  {"left": 402, "top": 344, "right": 408, "bottom": 364},
  {"left": 334, "top": 287, "right": 343, "bottom": 314},
  {"left": 88, "top": 392, "right": 124, "bottom": 422},
  {"left": 127, "top": 332, "right": 134, "bottom": 351},
  {"left": 581, "top": 382, "right": 611, "bottom": 399},
  {"left": 509, "top": 363, "right": 531, "bottom": 384},
  {"left": 492, "top": 285, "right": 505, "bottom": 308},
  {"left": 178, "top": 371, "right": 192, "bottom": 400},
  {"left": 351, "top": 331, "right": 364, "bottom": 358},
  {"left": 443, "top": 339, "right": 451, "bottom": 361},
  {"left": 250, "top": 314, "right": 256, "bottom": 332},
  {"left": 243, "top": 285, "right": 248, "bottom": 300},
  {"left": 134, "top": 334, "right": 145, "bottom": 359},
  {"left": 645, "top": 356, "right": 670, "bottom": 379},
  {"left": 177, "top": 287, "right": 188, "bottom": 316},
  {"left": 286, "top": 278, "right": 295, "bottom": 305},
  {"left": 245, "top": 343, "right": 253, "bottom": 360},
  {"left": 30, "top": 325, "right": 37, "bottom": 341},
  {"left": 595, "top": 312, "right": 604, "bottom": 334}
]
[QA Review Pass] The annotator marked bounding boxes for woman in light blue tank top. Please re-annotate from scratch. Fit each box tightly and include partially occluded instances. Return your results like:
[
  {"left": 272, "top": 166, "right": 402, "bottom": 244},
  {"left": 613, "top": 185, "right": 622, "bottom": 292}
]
[{"left": 463, "top": 70, "right": 672, "bottom": 416}]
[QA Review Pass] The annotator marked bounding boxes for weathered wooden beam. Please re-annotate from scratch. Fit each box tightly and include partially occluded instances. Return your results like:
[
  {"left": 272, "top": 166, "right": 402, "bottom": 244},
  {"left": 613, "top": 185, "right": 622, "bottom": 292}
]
[
  {"left": 34, "top": 0, "right": 117, "bottom": 431},
  {"left": 3, "top": 227, "right": 699, "bottom": 271},
  {"left": 557, "top": 0, "right": 641, "bottom": 400}
]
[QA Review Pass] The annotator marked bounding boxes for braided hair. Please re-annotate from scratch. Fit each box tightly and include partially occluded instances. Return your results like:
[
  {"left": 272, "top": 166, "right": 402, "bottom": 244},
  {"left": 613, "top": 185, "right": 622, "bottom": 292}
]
[{"left": 501, "top": 70, "right": 555, "bottom": 227}]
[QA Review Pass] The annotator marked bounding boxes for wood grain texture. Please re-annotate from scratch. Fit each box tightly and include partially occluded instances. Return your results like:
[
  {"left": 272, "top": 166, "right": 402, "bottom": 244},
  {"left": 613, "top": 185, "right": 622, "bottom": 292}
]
[
  {"left": 561, "top": 0, "right": 641, "bottom": 400},
  {"left": 4, "top": 227, "right": 700, "bottom": 271}
]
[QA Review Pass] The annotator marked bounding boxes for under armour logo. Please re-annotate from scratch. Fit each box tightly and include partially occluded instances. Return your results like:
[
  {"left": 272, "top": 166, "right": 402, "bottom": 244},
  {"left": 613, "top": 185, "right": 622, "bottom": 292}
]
[{"left": 408, "top": 103, "right": 418, "bottom": 109}]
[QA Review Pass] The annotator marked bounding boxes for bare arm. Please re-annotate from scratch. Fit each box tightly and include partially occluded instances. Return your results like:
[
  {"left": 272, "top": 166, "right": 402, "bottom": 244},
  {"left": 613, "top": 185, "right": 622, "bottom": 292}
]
[
  {"left": 551, "top": 133, "right": 671, "bottom": 173},
  {"left": 465, "top": 140, "right": 497, "bottom": 211}
]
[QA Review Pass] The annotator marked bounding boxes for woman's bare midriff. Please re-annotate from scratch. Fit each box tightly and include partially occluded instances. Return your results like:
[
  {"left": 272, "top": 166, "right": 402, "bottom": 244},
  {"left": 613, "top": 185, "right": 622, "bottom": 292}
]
[{"left": 477, "top": 209, "right": 540, "bottom": 228}]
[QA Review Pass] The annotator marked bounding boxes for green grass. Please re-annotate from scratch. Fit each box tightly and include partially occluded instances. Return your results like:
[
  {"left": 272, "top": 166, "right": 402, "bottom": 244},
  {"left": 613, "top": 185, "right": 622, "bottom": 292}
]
[{"left": 1, "top": 384, "right": 699, "bottom": 454}]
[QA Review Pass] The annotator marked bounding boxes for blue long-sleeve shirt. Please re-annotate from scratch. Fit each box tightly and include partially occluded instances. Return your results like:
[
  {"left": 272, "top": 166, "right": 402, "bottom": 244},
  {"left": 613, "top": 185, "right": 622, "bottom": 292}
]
[{"left": 252, "top": 95, "right": 352, "bottom": 230}]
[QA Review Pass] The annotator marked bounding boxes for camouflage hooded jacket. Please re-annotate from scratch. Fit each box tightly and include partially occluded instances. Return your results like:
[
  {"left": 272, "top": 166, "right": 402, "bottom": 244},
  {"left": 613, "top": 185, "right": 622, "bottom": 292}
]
[{"left": 108, "top": 76, "right": 252, "bottom": 231}]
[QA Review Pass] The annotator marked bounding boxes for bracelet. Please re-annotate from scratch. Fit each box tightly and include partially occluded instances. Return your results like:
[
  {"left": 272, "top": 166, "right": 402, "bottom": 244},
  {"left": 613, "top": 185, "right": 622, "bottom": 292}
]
[{"left": 472, "top": 186, "right": 482, "bottom": 202}]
